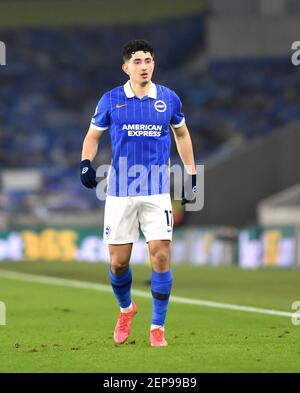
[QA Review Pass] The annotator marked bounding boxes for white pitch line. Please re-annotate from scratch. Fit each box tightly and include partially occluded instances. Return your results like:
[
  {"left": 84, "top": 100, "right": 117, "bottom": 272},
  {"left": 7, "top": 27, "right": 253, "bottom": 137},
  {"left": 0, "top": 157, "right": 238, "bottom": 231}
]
[{"left": 0, "top": 269, "right": 294, "bottom": 318}]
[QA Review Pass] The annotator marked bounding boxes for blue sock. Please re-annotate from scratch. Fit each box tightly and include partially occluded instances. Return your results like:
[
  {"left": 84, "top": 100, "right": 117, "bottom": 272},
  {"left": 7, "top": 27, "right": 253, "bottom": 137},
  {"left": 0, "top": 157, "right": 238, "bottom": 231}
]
[
  {"left": 151, "top": 270, "right": 173, "bottom": 327},
  {"left": 109, "top": 267, "right": 132, "bottom": 309}
]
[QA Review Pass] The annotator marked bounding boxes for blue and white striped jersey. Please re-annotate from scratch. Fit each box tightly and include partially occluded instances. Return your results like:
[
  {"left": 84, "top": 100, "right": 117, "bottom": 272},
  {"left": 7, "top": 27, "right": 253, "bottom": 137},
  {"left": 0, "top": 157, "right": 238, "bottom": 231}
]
[{"left": 90, "top": 81, "right": 185, "bottom": 196}]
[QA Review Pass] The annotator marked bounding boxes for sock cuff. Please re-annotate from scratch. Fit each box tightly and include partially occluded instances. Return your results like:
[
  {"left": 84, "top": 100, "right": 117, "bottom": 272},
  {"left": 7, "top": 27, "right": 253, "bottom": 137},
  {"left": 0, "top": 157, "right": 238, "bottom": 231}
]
[
  {"left": 109, "top": 266, "right": 132, "bottom": 284},
  {"left": 151, "top": 269, "right": 172, "bottom": 282}
]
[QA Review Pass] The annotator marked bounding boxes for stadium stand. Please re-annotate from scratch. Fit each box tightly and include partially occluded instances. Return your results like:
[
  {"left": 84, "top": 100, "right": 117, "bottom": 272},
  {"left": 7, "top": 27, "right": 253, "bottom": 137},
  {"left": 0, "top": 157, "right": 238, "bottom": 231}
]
[
  {"left": 1, "top": 13, "right": 300, "bottom": 221},
  {"left": 258, "top": 183, "right": 300, "bottom": 226}
]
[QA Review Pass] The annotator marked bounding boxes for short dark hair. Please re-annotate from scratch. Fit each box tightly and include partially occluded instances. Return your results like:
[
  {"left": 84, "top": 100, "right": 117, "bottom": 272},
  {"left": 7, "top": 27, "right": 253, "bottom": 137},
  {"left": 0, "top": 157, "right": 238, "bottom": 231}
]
[{"left": 122, "top": 39, "right": 154, "bottom": 62}]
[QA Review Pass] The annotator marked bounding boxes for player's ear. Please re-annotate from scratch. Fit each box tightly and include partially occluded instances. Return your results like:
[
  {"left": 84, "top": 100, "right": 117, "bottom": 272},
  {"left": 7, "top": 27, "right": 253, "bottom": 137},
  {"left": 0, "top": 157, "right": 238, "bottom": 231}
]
[{"left": 122, "top": 63, "right": 129, "bottom": 75}]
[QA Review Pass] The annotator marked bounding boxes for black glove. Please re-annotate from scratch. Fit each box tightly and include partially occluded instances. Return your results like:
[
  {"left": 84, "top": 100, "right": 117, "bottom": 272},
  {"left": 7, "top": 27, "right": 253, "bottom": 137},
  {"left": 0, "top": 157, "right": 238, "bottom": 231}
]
[
  {"left": 181, "top": 173, "right": 197, "bottom": 205},
  {"left": 80, "top": 159, "right": 97, "bottom": 189}
]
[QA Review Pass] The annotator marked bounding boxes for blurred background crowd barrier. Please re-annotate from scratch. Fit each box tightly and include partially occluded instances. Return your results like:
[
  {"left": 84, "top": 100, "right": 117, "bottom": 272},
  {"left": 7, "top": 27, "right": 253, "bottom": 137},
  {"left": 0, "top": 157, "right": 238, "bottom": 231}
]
[
  {"left": 1, "top": 0, "right": 300, "bottom": 268},
  {"left": 0, "top": 226, "right": 300, "bottom": 268}
]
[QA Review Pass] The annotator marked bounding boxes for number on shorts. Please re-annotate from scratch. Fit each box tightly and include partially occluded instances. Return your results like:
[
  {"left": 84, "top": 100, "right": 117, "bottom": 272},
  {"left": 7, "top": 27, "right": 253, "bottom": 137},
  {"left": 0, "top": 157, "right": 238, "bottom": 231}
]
[{"left": 164, "top": 210, "right": 173, "bottom": 227}]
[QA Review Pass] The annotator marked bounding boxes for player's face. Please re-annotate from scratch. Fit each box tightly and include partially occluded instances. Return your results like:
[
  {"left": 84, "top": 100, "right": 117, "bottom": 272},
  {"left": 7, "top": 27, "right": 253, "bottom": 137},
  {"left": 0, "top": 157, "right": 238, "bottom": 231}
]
[{"left": 123, "top": 51, "right": 154, "bottom": 85}]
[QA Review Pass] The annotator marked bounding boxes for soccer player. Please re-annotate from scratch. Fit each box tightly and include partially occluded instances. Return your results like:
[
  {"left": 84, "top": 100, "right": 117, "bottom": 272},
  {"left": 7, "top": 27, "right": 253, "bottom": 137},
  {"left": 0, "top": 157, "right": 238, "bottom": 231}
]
[{"left": 80, "top": 39, "right": 196, "bottom": 347}]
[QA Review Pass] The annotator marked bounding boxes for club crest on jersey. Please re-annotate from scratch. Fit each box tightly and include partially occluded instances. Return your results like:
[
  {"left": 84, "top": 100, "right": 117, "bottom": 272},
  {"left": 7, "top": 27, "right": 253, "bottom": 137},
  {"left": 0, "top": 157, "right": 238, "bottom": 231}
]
[{"left": 154, "top": 100, "right": 167, "bottom": 113}]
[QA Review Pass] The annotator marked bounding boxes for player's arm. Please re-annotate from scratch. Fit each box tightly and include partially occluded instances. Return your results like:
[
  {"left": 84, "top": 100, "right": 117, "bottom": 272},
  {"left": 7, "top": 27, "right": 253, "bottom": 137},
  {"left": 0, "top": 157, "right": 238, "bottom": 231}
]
[
  {"left": 171, "top": 122, "right": 196, "bottom": 175},
  {"left": 80, "top": 127, "right": 105, "bottom": 189},
  {"left": 171, "top": 123, "right": 197, "bottom": 204},
  {"left": 81, "top": 127, "right": 105, "bottom": 162},
  {"left": 80, "top": 93, "right": 110, "bottom": 189}
]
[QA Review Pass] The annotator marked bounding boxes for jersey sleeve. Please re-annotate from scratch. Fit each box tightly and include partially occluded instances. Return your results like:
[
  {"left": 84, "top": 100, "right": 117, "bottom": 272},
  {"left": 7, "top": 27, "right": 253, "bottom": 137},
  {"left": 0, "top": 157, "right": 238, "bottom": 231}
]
[
  {"left": 170, "top": 91, "right": 185, "bottom": 128},
  {"left": 90, "top": 93, "right": 110, "bottom": 131}
]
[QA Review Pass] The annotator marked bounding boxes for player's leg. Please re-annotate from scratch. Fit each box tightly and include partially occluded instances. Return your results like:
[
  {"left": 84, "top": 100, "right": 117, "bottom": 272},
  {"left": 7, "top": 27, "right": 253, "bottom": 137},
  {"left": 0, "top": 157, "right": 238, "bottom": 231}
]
[
  {"left": 148, "top": 240, "right": 172, "bottom": 346},
  {"left": 104, "top": 195, "right": 139, "bottom": 310},
  {"left": 103, "top": 195, "right": 139, "bottom": 344},
  {"left": 138, "top": 194, "right": 173, "bottom": 346},
  {"left": 108, "top": 243, "right": 138, "bottom": 344},
  {"left": 109, "top": 243, "right": 133, "bottom": 311}
]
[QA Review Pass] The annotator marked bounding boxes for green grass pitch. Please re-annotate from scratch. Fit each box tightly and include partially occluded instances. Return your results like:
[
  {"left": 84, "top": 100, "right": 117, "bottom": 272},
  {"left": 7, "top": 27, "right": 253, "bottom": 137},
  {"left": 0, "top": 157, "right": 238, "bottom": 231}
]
[{"left": 0, "top": 261, "right": 299, "bottom": 372}]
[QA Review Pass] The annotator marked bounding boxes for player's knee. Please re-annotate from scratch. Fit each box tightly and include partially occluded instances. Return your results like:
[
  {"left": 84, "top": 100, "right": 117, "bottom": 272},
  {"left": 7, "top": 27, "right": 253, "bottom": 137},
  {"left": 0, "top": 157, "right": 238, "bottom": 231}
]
[
  {"left": 150, "top": 250, "right": 169, "bottom": 272},
  {"left": 110, "top": 260, "right": 130, "bottom": 275}
]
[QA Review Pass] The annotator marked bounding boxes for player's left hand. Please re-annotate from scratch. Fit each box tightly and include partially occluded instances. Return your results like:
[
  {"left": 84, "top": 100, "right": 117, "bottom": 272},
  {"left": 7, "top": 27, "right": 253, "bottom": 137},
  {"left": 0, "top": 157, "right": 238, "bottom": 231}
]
[
  {"left": 80, "top": 159, "right": 97, "bottom": 189},
  {"left": 181, "top": 173, "right": 197, "bottom": 205}
]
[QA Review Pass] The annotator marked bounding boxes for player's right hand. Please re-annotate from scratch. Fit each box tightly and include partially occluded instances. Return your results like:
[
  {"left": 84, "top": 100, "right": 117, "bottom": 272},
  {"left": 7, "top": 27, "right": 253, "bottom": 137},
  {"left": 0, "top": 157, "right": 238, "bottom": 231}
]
[{"left": 80, "top": 159, "right": 97, "bottom": 189}]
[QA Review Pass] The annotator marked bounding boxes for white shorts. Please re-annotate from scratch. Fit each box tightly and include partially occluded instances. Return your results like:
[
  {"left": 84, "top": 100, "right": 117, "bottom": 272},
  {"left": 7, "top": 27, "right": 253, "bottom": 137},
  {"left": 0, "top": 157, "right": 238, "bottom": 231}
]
[{"left": 103, "top": 193, "right": 173, "bottom": 244}]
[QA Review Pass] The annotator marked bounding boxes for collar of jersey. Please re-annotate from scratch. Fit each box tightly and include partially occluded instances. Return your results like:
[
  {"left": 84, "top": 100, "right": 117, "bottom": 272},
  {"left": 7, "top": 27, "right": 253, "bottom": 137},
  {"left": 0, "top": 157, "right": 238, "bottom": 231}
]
[{"left": 123, "top": 80, "right": 157, "bottom": 99}]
